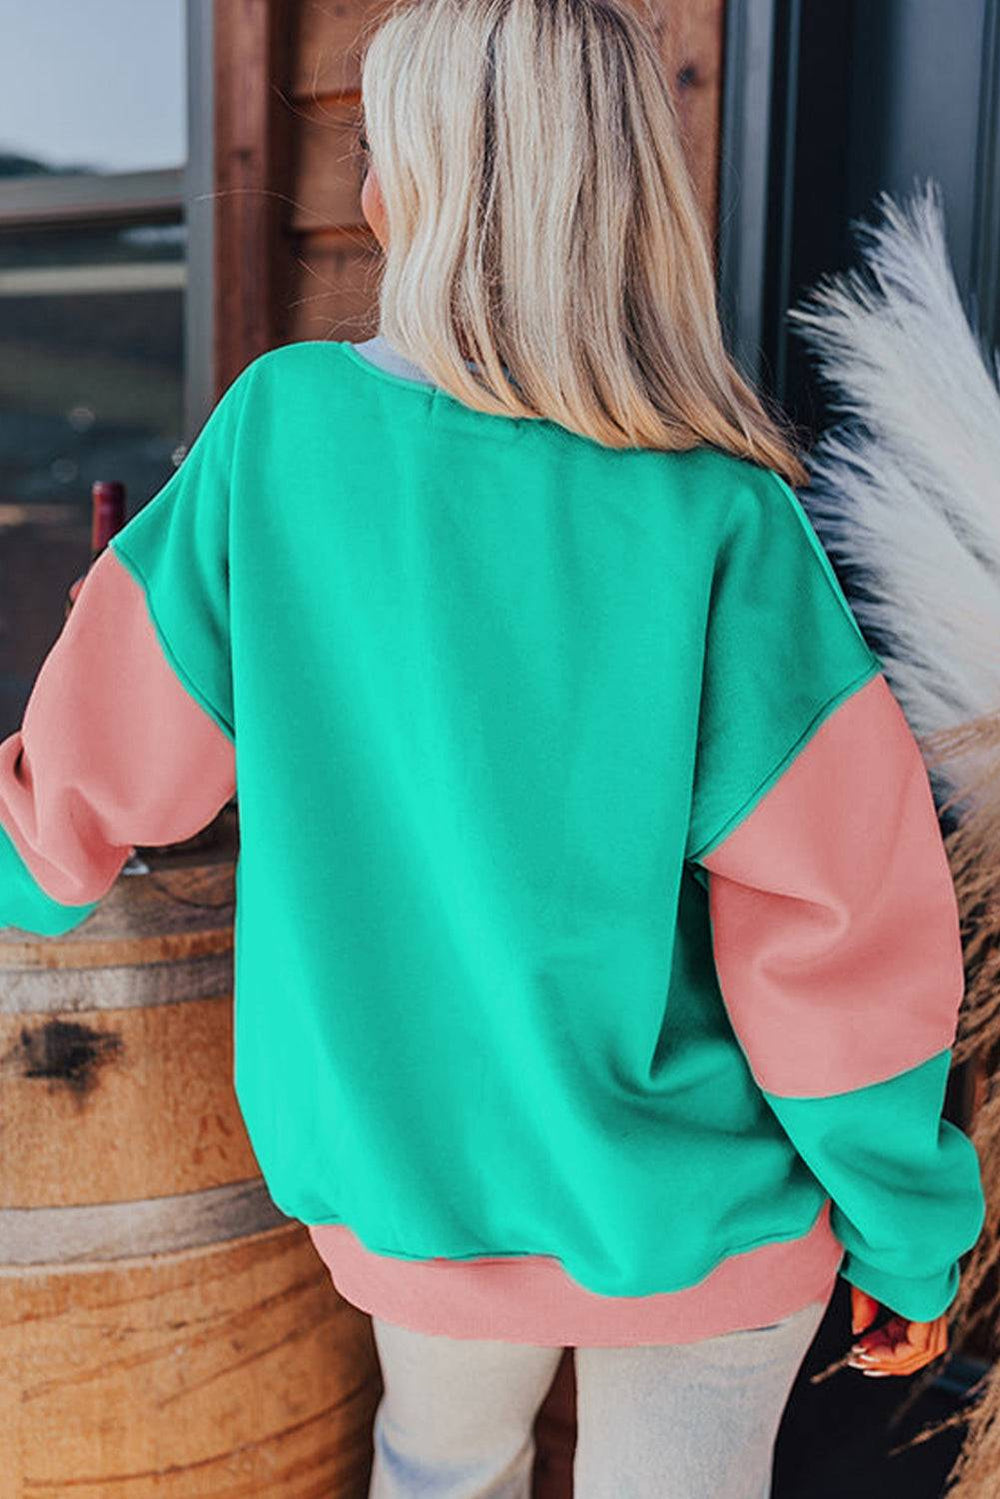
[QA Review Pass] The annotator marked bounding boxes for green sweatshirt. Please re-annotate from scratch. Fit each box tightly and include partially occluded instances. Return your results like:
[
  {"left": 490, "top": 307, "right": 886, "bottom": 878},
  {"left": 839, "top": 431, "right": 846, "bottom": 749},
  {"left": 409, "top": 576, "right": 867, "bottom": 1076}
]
[{"left": 0, "top": 336, "right": 984, "bottom": 1344}]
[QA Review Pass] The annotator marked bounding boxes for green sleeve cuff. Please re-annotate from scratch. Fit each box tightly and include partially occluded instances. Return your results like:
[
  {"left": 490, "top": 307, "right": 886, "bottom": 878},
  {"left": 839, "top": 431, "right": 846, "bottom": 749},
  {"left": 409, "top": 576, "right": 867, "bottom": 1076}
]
[
  {"left": 839, "top": 1252, "right": 961, "bottom": 1324},
  {"left": 764, "top": 1054, "right": 986, "bottom": 1326},
  {"left": 0, "top": 820, "right": 99, "bottom": 936}
]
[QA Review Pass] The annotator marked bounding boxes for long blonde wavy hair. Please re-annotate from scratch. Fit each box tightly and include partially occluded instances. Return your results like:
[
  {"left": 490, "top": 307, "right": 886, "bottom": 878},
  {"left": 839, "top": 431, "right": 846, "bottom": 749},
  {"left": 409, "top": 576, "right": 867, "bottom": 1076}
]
[{"left": 359, "top": 0, "right": 809, "bottom": 484}]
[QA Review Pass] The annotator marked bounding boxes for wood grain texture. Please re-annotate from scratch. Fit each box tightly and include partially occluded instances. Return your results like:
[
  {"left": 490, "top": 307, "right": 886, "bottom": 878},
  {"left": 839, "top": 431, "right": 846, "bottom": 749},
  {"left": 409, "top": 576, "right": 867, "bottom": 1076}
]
[
  {"left": 0, "top": 815, "right": 255, "bottom": 1209},
  {"left": 214, "top": 0, "right": 295, "bottom": 386},
  {"left": 1, "top": 989, "right": 259, "bottom": 1206},
  {"left": 288, "top": 97, "right": 367, "bottom": 232},
  {"left": 0, "top": 1224, "right": 382, "bottom": 1499},
  {"left": 1, "top": 812, "right": 383, "bottom": 1497},
  {"left": 656, "top": 0, "right": 726, "bottom": 252},
  {"left": 271, "top": 0, "right": 727, "bottom": 334},
  {"left": 290, "top": 0, "right": 391, "bottom": 97},
  {"left": 285, "top": 230, "right": 382, "bottom": 342}
]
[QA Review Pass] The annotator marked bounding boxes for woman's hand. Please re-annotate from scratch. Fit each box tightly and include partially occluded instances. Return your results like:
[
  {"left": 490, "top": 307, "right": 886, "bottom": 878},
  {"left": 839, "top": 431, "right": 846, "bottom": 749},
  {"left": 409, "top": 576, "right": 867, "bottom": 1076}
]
[{"left": 846, "top": 1286, "right": 949, "bottom": 1377}]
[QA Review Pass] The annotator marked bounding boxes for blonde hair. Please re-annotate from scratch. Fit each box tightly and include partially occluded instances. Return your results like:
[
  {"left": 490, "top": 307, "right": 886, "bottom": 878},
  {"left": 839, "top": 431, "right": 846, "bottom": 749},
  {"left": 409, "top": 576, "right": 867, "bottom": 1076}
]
[{"left": 359, "top": 0, "right": 809, "bottom": 484}]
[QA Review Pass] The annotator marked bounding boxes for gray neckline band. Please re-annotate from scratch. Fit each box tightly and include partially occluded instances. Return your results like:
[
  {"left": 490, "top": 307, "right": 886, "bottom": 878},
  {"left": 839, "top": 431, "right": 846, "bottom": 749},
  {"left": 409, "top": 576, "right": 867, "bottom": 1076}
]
[
  {"left": 350, "top": 331, "right": 507, "bottom": 390},
  {"left": 349, "top": 332, "right": 439, "bottom": 387}
]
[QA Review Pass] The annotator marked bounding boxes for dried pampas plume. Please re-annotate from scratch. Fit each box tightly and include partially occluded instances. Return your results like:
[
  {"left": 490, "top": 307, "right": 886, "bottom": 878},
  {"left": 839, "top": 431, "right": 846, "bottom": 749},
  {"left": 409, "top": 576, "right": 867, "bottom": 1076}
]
[{"left": 787, "top": 178, "right": 1000, "bottom": 1494}]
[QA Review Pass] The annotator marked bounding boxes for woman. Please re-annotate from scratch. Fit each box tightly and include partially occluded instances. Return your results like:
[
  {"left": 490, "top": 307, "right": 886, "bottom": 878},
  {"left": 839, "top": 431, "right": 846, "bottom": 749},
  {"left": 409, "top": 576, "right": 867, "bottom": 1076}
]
[{"left": 0, "top": 0, "right": 985, "bottom": 1494}]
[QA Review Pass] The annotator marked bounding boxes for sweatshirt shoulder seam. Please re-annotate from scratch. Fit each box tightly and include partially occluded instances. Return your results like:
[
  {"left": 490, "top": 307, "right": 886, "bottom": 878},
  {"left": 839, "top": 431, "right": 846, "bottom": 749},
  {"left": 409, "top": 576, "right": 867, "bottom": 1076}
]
[
  {"left": 686, "top": 656, "right": 881, "bottom": 865},
  {"left": 108, "top": 540, "right": 236, "bottom": 743}
]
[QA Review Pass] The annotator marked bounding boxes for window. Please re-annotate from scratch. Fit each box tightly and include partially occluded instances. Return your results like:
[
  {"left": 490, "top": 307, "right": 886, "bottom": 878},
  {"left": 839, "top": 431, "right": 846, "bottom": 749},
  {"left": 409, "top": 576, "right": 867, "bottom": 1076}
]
[{"left": 0, "top": 2, "right": 200, "bottom": 738}]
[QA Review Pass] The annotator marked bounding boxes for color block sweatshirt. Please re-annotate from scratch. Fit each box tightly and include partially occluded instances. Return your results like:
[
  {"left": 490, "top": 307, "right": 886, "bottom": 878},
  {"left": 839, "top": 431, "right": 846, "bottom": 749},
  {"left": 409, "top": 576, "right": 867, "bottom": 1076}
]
[{"left": 0, "top": 333, "right": 985, "bottom": 1346}]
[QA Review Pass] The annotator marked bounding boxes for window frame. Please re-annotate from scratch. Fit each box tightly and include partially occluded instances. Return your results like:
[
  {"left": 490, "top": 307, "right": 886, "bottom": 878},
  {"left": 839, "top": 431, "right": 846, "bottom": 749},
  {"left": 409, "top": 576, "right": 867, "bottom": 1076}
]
[{"left": 0, "top": 0, "right": 215, "bottom": 445}]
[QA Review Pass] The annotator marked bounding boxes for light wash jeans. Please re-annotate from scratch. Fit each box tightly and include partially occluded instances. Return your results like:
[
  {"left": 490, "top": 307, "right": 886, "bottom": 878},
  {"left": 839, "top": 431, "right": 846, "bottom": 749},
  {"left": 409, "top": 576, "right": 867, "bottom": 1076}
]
[{"left": 368, "top": 1285, "right": 834, "bottom": 1499}]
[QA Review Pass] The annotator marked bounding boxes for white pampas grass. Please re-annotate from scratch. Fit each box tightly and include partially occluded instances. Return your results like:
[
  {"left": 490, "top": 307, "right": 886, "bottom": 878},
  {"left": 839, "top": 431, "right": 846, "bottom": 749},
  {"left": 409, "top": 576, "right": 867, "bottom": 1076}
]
[
  {"left": 786, "top": 179, "right": 1000, "bottom": 806},
  {"left": 786, "top": 185, "right": 1000, "bottom": 1483}
]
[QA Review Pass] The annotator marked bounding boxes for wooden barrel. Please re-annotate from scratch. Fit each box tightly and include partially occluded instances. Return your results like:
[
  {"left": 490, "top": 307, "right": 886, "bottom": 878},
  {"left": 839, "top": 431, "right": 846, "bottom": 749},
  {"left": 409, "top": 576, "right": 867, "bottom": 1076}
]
[{"left": 0, "top": 807, "right": 382, "bottom": 1497}]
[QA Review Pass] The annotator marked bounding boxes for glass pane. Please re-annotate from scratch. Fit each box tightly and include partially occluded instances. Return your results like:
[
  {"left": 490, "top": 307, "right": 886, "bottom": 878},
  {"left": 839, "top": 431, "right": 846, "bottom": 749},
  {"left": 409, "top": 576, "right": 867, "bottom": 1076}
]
[
  {"left": 0, "top": 1, "right": 186, "bottom": 176},
  {"left": 0, "top": 219, "right": 185, "bottom": 736}
]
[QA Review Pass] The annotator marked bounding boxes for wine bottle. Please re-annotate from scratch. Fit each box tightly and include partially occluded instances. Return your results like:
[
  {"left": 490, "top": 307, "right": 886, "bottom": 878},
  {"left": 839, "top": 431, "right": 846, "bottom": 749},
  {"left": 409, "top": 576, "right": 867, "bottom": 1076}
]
[{"left": 65, "top": 481, "right": 127, "bottom": 619}]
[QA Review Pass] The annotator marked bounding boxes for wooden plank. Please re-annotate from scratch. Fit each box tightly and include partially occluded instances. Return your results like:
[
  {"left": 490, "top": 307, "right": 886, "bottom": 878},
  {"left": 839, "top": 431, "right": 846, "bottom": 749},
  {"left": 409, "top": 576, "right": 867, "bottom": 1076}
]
[
  {"left": 214, "top": 0, "right": 295, "bottom": 388},
  {"left": 284, "top": 0, "right": 726, "bottom": 259},
  {"left": 281, "top": 230, "right": 381, "bottom": 343},
  {"left": 288, "top": 95, "right": 366, "bottom": 232},
  {"left": 290, "top": 0, "right": 393, "bottom": 98},
  {"left": 657, "top": 0, "right": 727, "bottom": 256},
  {"left": 1, "top": 1226, "right": 381, "bottom": 1498},
  {"left": 276, "top": 0, "right": 726, "bottom": 342}
]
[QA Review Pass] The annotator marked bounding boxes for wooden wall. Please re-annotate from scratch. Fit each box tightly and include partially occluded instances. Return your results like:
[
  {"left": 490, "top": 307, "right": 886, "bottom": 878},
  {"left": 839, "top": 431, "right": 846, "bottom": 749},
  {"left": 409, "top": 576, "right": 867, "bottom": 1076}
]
[{"left": 213, "top": 0, "right": 728, "bottom": 390}]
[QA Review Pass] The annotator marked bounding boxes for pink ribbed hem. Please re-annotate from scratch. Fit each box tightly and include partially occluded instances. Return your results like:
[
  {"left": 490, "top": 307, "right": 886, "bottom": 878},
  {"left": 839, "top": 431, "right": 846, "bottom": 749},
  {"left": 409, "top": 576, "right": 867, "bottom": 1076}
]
[{"left": 306, "top": 1197, "right": 844, "bottom": 1345}]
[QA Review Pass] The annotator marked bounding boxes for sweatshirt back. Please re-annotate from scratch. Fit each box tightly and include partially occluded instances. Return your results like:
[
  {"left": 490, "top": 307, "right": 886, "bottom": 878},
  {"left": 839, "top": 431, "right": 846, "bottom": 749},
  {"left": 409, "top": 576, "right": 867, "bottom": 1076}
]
[{"left": 0, "top": 335, "right": 985, "bottom": 1345}]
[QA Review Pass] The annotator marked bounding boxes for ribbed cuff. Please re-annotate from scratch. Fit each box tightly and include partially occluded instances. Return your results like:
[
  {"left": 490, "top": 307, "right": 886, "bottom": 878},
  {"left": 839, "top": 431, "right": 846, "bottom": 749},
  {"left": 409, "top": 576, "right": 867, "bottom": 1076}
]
[{"left": 839, "top": 1253, "right": 960, "bottom": 1323}]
